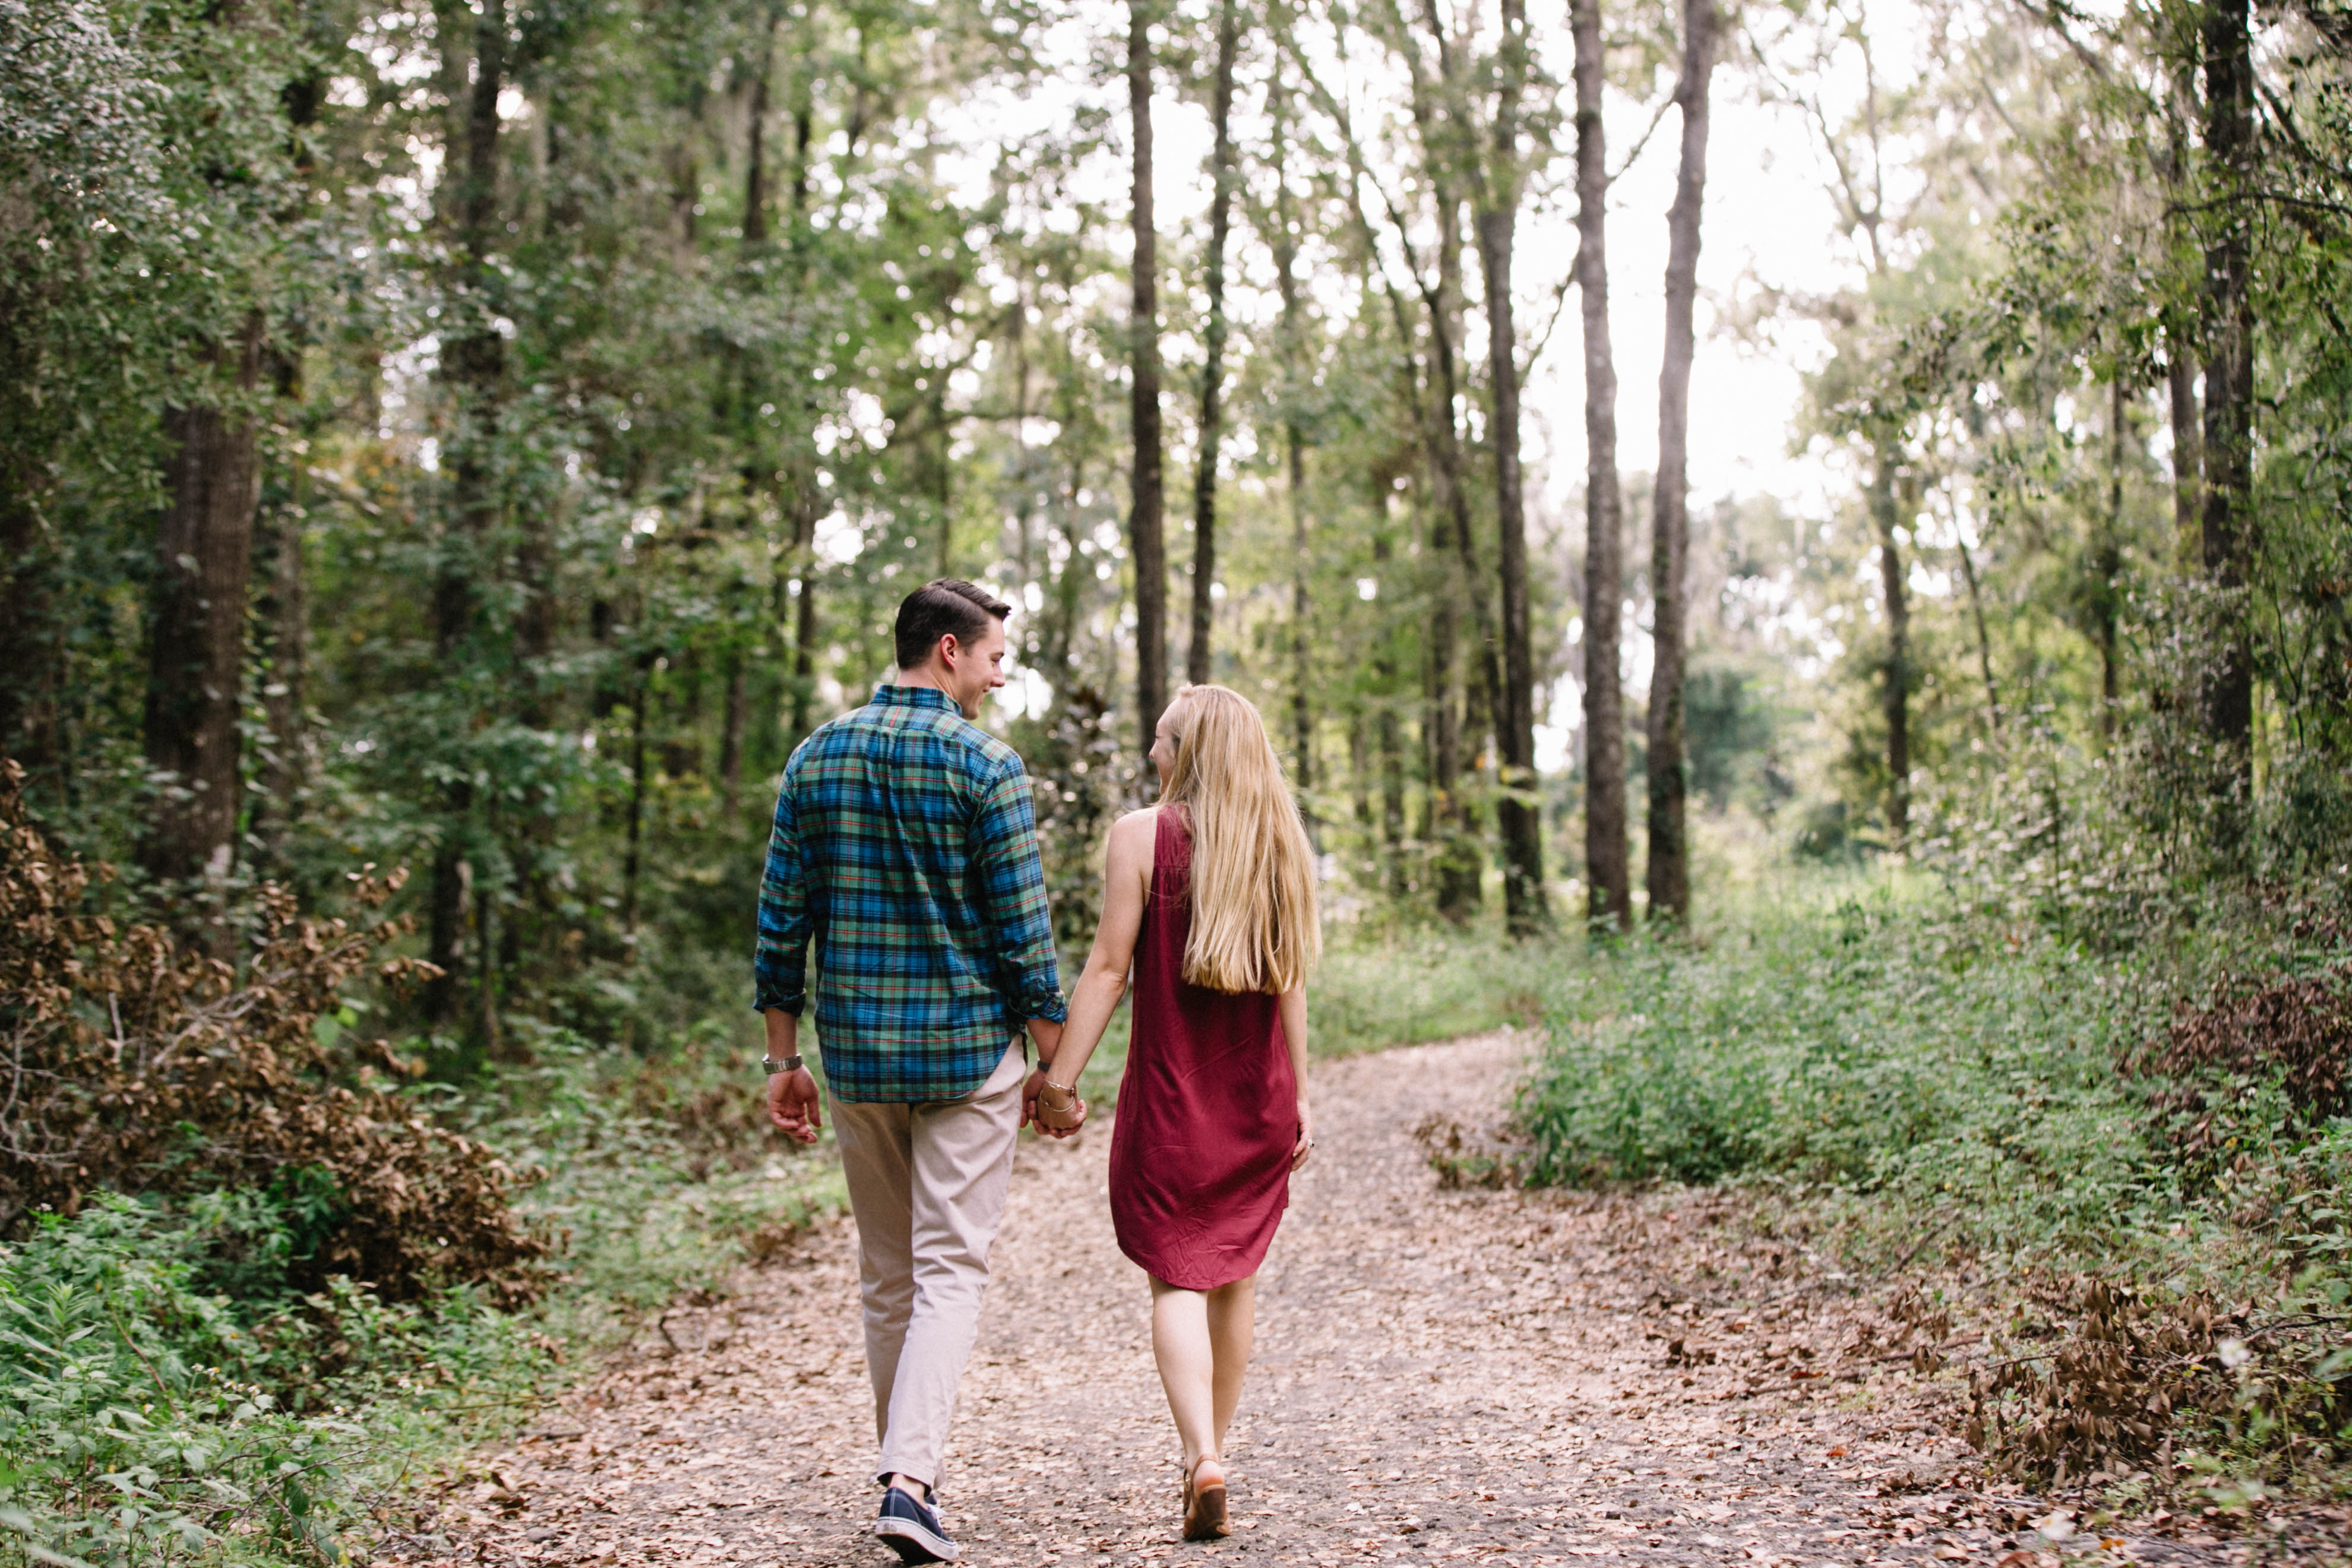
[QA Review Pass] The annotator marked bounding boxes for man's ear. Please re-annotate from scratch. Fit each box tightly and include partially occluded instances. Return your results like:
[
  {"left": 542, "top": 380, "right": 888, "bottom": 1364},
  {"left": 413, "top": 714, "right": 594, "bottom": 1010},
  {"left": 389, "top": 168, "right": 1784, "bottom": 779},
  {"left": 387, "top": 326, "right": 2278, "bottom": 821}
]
[{"left": 937, "top": 633, "right": 962, "bottom": 668}]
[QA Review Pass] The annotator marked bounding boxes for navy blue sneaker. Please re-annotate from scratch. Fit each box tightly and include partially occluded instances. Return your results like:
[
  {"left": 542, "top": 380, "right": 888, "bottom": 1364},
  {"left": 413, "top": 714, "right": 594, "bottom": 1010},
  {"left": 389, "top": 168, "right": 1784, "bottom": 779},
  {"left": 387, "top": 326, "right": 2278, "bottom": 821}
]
[{"left": 873, "top": 1484, "right": 959, "bottom": 1564}]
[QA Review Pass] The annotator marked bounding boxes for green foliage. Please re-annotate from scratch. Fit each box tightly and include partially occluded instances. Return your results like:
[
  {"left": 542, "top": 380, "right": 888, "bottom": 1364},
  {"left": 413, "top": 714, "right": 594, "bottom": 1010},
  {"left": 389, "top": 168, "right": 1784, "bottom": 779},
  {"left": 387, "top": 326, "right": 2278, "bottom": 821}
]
[
  {"left": 0, "top": 1195, "right": 521, "bottom": 1568},
  {"left": 0, "top": 1016, "right": 851, "bottom": 1567},
  {"left": 1519, "top": 884, "right": 2161, "bottom": 1244},
  {"left": 1516, "top": 863, "right": 2352, "bottom": 1480},
  {"left": 464, "top": 1027, "right": 847, "bottom": 1333},
  {"left": 1311, "top": 927, "right": 1558, "bottom": 1058}
]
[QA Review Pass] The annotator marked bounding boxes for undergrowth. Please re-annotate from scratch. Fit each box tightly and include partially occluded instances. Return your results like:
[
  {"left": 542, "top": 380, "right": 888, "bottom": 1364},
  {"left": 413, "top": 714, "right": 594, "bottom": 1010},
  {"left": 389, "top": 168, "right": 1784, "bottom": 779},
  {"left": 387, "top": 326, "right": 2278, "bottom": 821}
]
[
  {"left": 0, "top": 765, "right": 850, "bottom": 1567},
  {"left": 1515, "top": 870, "right": 2352, "bottom": 1494}
]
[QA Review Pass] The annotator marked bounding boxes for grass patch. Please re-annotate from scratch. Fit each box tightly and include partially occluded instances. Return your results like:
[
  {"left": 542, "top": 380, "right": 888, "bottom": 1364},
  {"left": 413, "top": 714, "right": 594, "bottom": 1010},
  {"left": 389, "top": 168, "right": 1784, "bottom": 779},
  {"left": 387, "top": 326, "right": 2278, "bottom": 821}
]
[
  {"left": 1064, "top": 921, "right": 1560, "bottom": 1111},
  {"left": 1512, "top": 871, "right": 2352, "bottom": 1489}
]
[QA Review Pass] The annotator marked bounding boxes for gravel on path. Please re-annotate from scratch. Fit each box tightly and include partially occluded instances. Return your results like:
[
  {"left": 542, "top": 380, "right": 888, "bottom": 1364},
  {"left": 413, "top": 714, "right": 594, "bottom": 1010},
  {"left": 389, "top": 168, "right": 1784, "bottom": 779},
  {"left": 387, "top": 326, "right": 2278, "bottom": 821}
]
[{"left": 387, "top": 1033, "right": 2307, "bottom": 1568}]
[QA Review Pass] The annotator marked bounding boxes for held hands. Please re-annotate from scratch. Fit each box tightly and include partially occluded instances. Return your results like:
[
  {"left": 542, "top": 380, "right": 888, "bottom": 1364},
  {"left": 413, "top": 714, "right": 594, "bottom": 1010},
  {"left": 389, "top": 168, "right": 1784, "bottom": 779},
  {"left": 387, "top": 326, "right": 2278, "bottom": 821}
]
[
  {"left": 1291, "top": 1099, "right": 1316, "bottom": 1171},
  {"left": 766, "top": 1066, "right": 822, "bottom": 1143},
  {"left": 1028, "top": 1068, "right": 1087, "bottom": 1138}
]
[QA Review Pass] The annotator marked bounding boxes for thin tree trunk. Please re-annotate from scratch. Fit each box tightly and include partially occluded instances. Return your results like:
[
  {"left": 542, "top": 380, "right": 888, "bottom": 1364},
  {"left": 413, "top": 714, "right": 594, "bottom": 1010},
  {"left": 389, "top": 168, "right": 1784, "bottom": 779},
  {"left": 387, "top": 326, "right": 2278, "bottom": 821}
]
[
  {"left": 426, "top": 0, "right": 508, "bottom": 1026},
  {"left": 1425, "top": 198, "right": 1500, "bottom": 919},
  {"left": 2198, "top": 0, "right": 2255, "bottom": 790},
  {"left": 622, "top": 662, "right": 649, "bottom": 938},
  {"left": 1573, "top": 0, "right": 1630, "bottom": 929},
  {"left": 1643, "top": 0, "right": 1716, "bottom": 927},
  {"left": 254, "top": 404, "right": 308, "bottom": 861},
  {"left": 719, "top": 653, "right": 747, "bottom": 810},
  {"left": 141, "top": 314, "right": 267, "bottom": 892},
  {"left": 475, "top": 856, "right": 501, "bottom": 1055},
  {"left": 1478, "top": 0, "right": 1547, "bottom": 934},
  {"left": 2098, "top": 377, "right": 2125, "bottom": 738},
  {"left": 2167, "top": 358, "right": 2201, "bottom": 562},
  {"left": 1367, "top": 520, "right": 1408, "bottom": 884},
  {"left": 1957, "top": 537, "right": 2000, "bottom": 734},
  {"left": 1349, "top": 712, "right": 1371, "bottom": 831},
  {"left": 742, "top": 2, "right": 780, "bottom": 246},
  {"left": 1271, "top": 65, "right": 1315, "bottom": 835},
  {"left": 1128, "top": 0, "right": 1169, "bottom": 755},
  {"left": 785, "top": 99, "right": 820, "bottom": 741},
  {"left": 2160, "top": 69, "right": 2202, "bottom": 570},
  {"left": 1187, "top": 0, "right": 1239, "bottom": 688},
  {"left": 1868, "top": 449, "right": 1911, "bottom": 848},
  {"left": 0, "top": 327, "right": 57, "bottom": 780},
  {"left": 791, "top": 508, "right": 820, "bottom": 738}
]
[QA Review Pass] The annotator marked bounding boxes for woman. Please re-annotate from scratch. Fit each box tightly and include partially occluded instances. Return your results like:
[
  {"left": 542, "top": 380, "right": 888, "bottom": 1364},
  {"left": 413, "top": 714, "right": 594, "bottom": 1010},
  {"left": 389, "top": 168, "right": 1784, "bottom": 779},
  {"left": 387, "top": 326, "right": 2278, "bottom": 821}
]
[{"left": 1031, "top": 684, "right": 1319, "bottom": 1541}]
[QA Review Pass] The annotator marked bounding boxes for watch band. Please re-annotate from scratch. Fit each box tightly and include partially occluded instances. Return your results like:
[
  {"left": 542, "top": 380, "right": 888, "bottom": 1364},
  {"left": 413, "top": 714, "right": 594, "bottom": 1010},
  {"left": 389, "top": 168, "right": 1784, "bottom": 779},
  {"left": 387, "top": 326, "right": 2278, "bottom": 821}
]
[{"left": 762, "top": 1054, "right": 805, "bottom": 1075}]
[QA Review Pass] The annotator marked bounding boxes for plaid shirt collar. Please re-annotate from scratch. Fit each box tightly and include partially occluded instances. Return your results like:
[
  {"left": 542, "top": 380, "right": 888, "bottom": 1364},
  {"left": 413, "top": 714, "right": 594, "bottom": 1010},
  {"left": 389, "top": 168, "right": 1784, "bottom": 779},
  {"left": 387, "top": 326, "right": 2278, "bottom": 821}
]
[{"left": 872, "top": 682, "right": 960, "bottom": 716}]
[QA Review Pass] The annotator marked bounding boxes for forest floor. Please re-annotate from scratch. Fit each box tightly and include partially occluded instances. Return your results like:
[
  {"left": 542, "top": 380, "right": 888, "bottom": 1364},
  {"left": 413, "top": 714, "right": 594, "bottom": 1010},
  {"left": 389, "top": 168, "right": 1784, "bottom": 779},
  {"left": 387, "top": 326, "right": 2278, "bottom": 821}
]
[{"left": 385, "top": 1034, "right": 2335, "bottom": 1568}]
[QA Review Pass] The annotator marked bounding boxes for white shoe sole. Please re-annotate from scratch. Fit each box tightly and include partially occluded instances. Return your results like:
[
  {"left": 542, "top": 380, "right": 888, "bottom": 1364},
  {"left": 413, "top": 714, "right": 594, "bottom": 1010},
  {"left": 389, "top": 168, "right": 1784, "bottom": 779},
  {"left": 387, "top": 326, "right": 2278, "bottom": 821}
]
[{"left": 874, "top": 1513, "right": 961, "bottom": 1563}]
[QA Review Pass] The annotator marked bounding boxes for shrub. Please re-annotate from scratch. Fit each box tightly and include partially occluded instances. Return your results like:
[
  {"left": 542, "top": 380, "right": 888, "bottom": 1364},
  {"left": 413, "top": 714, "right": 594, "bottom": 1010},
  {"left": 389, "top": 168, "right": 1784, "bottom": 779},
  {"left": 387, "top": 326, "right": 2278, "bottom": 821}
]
[{"left": 0, "top": 761, "right": 549, "bottom": 1306}]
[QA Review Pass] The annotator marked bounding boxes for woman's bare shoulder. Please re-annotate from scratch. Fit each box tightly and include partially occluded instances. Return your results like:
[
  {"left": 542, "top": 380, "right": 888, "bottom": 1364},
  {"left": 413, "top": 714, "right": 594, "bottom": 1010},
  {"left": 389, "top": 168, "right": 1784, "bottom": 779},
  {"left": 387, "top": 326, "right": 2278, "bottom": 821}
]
[
  {"left": 1109, "top": 805, "right": 1162, "bottom": 840},
  {"left": 1105, "top": 806, "right": 1161, "bottom": 871}
]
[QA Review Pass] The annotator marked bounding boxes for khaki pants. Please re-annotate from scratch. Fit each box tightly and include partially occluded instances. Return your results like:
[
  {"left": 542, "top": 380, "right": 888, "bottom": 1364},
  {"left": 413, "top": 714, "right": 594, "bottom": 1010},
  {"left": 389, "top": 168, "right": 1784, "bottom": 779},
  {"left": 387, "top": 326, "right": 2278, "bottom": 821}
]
[{"left": 829, "top": 1040, "right": 1025, "bottom": 1491}]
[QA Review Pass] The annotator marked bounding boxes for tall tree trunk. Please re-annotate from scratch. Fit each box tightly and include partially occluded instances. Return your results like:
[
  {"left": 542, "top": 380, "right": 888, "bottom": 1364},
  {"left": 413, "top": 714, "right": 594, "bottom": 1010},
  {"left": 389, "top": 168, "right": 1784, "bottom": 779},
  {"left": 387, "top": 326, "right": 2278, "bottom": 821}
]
[
  {"left": 784, "top": 99, "right": 821, "bottom": 742},
  {"left": 1271, "top": 65, "right": 1314, "bottom": 831},
  {"left": 1428, "top": 202, "right": 1488, "bottom": 920},
  {"left": 719, "top": 653, "right": 747, "bottom": 809},
  {"left": 2198, "top": 0, "right": 2255, "bottom": 793},
  {"left": 141, "top": 314, "right": 267, "bottom": 892},
  {"left": 1478, "top": 0, "right": 1547, "bottom": 935},
  {"left": 1643, "top": 0, "right": 1715, "bottom": 927},
  {"left": 2097, "top": 377, "right": 2125, "bottom": 739},
  {"left": 1573, "top": 0, "right": 1630, "bottom": 930},
  {"left": 1376, "top": 532, "right": 1409, "bottom": 883},
  {"left": 789, "top": 503, "right": 820, "bottom": 738},
  {"left": 1957, "top": 537, "right": 2001, "bottom": 734},
  {"left": 0, "top": 326, "right": 56, "bottom": 782},
  {"left": 254, "top": 394, "right": 309, "bottom": 864},
  {"left": 1868, "top": 448, "right": 1911, "bottom": 848},
  {"left": 2167, "top": 359, "right": 2202, "bottom": 562},
  {"left": 622, "top": 660, "right": 649, "bottom": 937},
  {"left": 426, "top": 0, "right": 508, "bottom": 1026},
  {"left": 1187, "top": 0, "right": 1239, "bottom": 688},
  {"left": 741, "top": 2, "right": 780, "bottom": 246},
  {"left": 1128, "top": 0, "right": 1169, "bottom": 755},
  {"left": 2160, "top": 69, "right": 2202, "bottom": 571}
]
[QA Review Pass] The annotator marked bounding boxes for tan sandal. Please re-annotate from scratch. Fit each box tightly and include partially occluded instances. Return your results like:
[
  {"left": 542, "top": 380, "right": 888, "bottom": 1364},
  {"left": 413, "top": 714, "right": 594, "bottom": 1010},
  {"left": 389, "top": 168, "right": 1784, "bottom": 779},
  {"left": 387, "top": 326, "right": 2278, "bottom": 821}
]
[{"left": 1181, "top": 1455, "right": 1229, "bottom": 1541}]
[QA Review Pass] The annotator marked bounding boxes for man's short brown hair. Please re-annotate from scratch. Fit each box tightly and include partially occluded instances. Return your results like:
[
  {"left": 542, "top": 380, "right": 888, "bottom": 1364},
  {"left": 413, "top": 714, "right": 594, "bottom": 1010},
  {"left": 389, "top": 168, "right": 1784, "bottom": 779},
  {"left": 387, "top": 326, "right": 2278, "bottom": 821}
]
[{"left": 894, "top": 578, "right": 1011, "bottom": 670}]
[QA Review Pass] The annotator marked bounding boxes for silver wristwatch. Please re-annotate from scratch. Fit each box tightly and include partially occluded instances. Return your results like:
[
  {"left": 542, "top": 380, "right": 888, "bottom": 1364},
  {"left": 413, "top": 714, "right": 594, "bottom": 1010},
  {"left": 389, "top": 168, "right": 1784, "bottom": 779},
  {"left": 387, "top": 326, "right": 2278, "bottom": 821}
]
[{"left": 761, "top": 1054, "right": 805, "bottom": 1075}]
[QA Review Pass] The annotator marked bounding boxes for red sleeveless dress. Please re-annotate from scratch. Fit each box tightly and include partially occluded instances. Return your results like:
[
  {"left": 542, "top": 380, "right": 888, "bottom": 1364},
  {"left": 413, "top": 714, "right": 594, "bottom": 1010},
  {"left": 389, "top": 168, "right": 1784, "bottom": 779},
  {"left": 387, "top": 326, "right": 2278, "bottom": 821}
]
[{"left": 1108, "top": 808, "right": 1297, "bottom": 1291}]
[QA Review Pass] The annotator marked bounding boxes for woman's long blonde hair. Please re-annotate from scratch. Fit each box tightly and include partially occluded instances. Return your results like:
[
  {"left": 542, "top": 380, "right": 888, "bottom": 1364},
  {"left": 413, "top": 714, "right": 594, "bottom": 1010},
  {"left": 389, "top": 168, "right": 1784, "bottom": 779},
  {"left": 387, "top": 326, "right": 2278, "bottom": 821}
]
[{"left": 1158, "top": 684, "right": 1322, "bottom": 994}]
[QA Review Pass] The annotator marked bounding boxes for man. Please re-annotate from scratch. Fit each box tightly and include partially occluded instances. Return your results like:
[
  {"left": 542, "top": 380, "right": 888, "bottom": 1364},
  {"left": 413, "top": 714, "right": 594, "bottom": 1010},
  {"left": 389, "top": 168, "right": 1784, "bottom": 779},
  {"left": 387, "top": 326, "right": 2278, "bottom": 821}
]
[{"left": 756, "top": 578, "right": 1066, "bottom": 1566}]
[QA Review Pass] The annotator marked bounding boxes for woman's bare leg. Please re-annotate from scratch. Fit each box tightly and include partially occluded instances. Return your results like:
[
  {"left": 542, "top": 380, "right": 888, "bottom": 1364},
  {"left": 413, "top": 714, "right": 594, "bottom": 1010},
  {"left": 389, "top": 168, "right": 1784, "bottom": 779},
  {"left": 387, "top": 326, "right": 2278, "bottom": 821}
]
[
  {"left": 1150, "top": 1275, "right": 1259, "bottom": 1477},
  {"left": 1149, "top": 1278, "right": 1219, "bottom": 1474},
  {"left": 1205, "top": 1275, "right": 1256, "bottom": 1457}
]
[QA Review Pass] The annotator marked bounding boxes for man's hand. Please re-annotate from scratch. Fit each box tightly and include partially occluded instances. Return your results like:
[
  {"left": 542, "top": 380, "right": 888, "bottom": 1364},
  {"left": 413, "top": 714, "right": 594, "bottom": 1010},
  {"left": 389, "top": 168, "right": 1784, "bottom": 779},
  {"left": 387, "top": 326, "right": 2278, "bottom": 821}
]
[
  {"left": 767, "top": 1066, "right": 821, "bottom": 1143},
  {"left": 1022, "top": 1067, "right": 1049, "bottom": 1132}
]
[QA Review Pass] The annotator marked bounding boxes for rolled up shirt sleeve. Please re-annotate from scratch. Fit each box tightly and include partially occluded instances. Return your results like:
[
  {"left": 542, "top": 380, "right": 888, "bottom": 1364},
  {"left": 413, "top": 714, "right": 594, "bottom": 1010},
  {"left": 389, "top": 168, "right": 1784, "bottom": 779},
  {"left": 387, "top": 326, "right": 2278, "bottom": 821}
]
[
  {"left": 970, "top": 757, "right": 1068, "bottom": 1024},
  {"left": 753, "top": 769, "right": 811, "bottom": 1014}
]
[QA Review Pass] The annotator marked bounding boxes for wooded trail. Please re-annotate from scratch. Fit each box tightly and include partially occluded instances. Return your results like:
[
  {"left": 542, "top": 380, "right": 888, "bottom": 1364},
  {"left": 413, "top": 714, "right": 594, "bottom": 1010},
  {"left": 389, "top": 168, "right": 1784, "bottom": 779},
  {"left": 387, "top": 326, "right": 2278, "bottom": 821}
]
[{"left": 392, "top": 1035, "right": 2250, "bottom": 1568}]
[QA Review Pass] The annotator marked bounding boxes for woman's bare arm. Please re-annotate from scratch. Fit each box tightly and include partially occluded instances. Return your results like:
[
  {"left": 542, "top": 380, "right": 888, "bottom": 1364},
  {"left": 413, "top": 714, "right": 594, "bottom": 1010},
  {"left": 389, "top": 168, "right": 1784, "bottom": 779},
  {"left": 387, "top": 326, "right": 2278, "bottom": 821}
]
[
  {"left": 1035, "top": 808, "right": 1156, "bottom": 1128},
  {"left": 1279, "top": 982, "right": 1313, "bottom": 1168}
]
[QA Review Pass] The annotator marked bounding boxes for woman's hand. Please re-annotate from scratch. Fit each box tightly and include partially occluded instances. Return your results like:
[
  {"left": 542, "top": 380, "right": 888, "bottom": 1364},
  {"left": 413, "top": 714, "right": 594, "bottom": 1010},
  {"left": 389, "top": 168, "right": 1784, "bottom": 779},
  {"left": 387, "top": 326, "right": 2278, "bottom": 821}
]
[
  {"left": 1290, "top": 1101, "right": 1315, "bottom": 1170},
  {"left": 1035, "top": 1075, "right": 1088, "bottom": 1137}
]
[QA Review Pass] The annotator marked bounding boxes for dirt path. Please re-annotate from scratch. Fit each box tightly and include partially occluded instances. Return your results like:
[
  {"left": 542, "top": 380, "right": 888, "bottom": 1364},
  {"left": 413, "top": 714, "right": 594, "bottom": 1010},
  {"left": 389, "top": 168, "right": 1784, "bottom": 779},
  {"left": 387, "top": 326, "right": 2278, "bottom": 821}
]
[{"left": 393, "top": 1034, "right": 2271, "bottom": 1568}]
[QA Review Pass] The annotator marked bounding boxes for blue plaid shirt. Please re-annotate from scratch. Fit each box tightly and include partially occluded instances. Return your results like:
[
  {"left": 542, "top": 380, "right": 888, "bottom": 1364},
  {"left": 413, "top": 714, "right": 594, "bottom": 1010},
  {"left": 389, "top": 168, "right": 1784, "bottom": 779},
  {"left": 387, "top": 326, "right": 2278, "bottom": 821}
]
[{"left": 754, "top": 683, "right": 1067, "bottom": 1102}]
